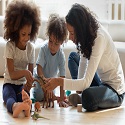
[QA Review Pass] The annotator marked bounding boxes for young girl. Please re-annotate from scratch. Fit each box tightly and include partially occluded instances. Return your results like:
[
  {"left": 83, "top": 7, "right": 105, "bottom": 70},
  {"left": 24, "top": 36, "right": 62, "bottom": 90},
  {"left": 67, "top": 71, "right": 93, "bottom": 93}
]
[
  {"left": 32, "top": 14, "right": 68, "bottom": 107},
  {"left": 44, "top": 3, "right": 125, "bottom": 111},
  {"left": 3, "top": 0, "right": 41, "bottom": 118}
]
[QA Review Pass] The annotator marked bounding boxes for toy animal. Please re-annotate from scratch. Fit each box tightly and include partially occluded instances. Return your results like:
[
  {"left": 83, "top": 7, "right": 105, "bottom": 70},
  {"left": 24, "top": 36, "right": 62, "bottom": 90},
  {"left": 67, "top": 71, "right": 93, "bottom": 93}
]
[
  {"left": 31, "top": 111, "right": 49, "bottom": 120},
  {"left": 37, "top": 76, "right": 56, "bottom": 108},
  {"left": 34, "top": 102, "right": 41, "bottom": 112}
]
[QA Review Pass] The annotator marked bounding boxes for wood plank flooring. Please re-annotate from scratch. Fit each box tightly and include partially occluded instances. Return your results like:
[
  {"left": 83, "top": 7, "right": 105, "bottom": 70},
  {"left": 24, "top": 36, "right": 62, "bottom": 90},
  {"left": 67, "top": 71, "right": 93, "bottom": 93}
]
[{"left": 0, "top": 78, "right": 125, "bottom": 125}]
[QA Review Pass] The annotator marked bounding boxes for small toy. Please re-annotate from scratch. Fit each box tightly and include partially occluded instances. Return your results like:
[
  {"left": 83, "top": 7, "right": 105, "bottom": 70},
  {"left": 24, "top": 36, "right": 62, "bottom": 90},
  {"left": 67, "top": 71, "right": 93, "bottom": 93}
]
[
  {"left": 34, "top": 102, "right": 41, "bottom": 112},
  {"left": 66, "top": 90, "right": 71, "bottom": 96},
  {"left": 77, "top": 104, "right": 82, "bottom": 112},
  {"left": 37, "top": 76, "right": 56, "bottom": 108},
  {"left": 31, "top": 111, "right": 49, "bottom": 120}
]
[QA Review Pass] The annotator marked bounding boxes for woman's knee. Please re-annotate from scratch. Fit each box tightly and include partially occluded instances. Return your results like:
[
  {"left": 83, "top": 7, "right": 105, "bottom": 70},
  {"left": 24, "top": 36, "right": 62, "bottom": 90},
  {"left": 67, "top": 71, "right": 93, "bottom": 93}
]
[
  {"left": 68, "top": 52, "right": 78, "bottom": 60},
  {"left": 81, "top": 88, "right": 98, "bottom": 111}
]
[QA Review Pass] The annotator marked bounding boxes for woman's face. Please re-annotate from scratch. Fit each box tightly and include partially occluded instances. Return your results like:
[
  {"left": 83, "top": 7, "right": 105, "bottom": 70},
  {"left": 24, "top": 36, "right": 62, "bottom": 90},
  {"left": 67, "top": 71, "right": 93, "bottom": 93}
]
[
  {"left": 66, "top": 23, "right": 76, "bottom": 44},
  {"left": 18, "top": 24, "right": 32, "bottom": 49}
]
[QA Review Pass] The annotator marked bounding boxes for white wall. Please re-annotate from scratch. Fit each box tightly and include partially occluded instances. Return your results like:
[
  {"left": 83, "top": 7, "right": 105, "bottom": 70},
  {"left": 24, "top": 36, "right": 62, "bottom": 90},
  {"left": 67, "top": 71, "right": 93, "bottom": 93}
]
[
  {"left": 35, "top": 0, "right": 108, "bottom": 20},
  {"left": 0, "top": 0, "right": 108, "bottom": 20}
]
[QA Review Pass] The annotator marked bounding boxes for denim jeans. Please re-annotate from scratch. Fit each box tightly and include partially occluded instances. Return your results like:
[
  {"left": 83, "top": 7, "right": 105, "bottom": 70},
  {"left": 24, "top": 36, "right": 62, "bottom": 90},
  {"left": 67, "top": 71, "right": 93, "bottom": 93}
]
[
  {"left": 3, "top": 83, "right": 23, "bottom": 113},
  {"left": 32, "top": 75, "right": 44, "bottom": 102},
  {"left": 68, "top": 52, "right": 124, "bottom": 111}
]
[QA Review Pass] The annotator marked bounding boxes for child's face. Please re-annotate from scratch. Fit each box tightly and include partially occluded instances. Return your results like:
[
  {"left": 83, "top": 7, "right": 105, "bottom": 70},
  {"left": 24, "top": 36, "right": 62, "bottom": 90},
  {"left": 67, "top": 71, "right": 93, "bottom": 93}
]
[
  {"left": 18, "top": 24, "right": 32, "bottom": 49},
  {"left": 48, "top": 34, "right": 62, "bottom": 55}
]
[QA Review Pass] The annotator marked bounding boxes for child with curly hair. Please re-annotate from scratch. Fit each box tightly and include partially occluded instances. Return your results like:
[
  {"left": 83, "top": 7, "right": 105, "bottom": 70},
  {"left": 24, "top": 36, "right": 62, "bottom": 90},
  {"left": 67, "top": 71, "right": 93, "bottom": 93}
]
[
  {"left": 32, "top": 14, "right": 69, "bottom": 107},
  {"left": 3, "top": 0, "right": 41, "bottom": 118}
]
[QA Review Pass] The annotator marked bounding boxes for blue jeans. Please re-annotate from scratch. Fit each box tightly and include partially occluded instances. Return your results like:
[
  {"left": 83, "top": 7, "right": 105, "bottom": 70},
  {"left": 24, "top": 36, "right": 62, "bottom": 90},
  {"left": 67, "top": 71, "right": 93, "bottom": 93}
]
[
  {"left": 32, "top": 76, "right": 44, "bottom": 102},
  {"left": 68, "top": 52, "right": 124, "bottom": 111},
  {"left": 2, "top": 83, "right": 23, "bottom": 113}
]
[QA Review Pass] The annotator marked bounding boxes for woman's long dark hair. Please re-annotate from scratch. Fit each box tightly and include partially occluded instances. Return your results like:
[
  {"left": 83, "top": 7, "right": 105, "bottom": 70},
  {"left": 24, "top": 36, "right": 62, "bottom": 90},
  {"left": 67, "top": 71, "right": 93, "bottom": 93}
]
[{"left": 66, "top": 3, "right": 99, "bottom": 59}]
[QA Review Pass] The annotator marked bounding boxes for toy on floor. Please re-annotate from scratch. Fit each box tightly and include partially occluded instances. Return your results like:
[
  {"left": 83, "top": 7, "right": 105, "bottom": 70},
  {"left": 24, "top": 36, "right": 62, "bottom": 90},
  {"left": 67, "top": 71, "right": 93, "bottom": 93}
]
[
  {"left": 34, "top": 102, "right": 41, "bottom": 112},
  {"left": 31, "top": 111, "right": 49, "bottom": 120}
]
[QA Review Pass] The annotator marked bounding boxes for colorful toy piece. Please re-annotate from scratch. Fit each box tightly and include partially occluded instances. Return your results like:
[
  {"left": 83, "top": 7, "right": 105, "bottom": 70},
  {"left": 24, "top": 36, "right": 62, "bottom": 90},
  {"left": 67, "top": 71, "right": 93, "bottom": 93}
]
[
  {"left": 31, "top": 111, "right": 49, "bottom": 120},
  {"left": 66, "top": 90, "right": 71, "bottom": 96},
  {"left": 34, "top": 102, "right": 41, "bottom": 112}
]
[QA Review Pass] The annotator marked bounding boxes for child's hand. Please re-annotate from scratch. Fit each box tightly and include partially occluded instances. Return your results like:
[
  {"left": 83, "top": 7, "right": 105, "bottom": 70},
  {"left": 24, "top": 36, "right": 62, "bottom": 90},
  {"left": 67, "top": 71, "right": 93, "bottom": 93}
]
[{"left": 24, "top": 70, "right": 34, "bottom": 83}]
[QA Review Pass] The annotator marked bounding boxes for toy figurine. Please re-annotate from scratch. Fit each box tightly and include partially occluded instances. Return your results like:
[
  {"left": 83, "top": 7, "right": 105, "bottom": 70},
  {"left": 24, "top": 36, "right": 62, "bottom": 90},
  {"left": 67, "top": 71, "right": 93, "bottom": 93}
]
[
  {"left": 37, "top": 76, "right": 56, "bottom": 108},
  {"left": 34, "top": 102, "right": 41, "bottom": 112},
  {"left": 31, "top": 111, "right": 49, "bottom": 120}
]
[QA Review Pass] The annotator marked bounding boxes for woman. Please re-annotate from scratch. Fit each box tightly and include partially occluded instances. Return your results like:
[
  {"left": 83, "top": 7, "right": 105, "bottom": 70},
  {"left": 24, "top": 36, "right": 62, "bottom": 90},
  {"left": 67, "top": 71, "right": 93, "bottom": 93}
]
[{"left": 44, "top": 3, "right": 125, "bottom": 111}]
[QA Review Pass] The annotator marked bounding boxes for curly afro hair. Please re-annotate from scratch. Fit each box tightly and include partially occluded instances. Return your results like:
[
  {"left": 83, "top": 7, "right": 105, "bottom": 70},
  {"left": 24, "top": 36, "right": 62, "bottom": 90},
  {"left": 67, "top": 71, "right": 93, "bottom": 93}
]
[
  {"left": 46, "top": 13, "right": 68, "bottom": 43},
  {"left": 4, "top": 0, "right": 41, "bottom": 43}
]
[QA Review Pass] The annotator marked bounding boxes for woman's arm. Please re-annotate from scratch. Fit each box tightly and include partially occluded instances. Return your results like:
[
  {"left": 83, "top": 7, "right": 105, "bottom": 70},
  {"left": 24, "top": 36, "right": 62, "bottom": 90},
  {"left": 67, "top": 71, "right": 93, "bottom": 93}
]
[{"left": 45, "top": 77, "right": 64, "bottom": 91}]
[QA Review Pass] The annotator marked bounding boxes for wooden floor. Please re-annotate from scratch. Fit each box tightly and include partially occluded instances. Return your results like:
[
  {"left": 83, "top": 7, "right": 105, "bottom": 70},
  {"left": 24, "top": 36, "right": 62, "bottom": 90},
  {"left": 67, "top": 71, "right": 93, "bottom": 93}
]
[{"left": 0, "top": 78, "right": 125, "bottom": 125}]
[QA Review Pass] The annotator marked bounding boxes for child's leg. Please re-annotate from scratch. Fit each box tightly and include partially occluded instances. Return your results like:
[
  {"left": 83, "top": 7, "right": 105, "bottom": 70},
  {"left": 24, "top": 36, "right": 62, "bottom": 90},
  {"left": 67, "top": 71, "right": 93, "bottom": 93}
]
[
  {"left": 3, "top": 83, "right": 31, "bottom": 118},
  {"left": 32, "top": 80, "right": 44, "bottom": 101},
  {"left": 2, "top": 83, "right": 18, "bottom": 114},
  {"left": 82, "top": 84, "right": 124, "bottom": 111}
]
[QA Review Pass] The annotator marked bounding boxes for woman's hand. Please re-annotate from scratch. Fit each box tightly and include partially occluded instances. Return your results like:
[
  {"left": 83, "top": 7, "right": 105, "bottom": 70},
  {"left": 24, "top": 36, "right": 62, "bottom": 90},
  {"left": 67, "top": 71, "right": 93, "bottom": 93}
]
[
  {"left": 58, "top": 101, "right": 69, "bottom": 108},
  {"left": 46, "top": 90, "right": 55, "bottom": 99},
  {"left": 44, "top": 77, "right": 63, "bottom": 91}
]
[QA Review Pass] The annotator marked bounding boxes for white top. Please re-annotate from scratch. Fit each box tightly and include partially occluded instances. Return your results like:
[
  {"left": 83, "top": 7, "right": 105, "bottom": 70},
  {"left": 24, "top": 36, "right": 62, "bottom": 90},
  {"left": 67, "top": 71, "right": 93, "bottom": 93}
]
[
  {"left": 4, "top": 41, "right": 35, "bottom": 85},
  {"left": 64, "top": 25, "right": 125, "bottom": 95},
  {"left": 34, "top": 41, "right": 65, "bottom": 77}
]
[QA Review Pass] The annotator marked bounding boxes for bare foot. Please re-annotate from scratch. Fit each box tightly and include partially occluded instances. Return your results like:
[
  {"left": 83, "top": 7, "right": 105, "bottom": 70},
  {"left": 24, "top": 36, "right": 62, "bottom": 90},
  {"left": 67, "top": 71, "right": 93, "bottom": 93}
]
[
  {"left": 22, "top": 89, "right": 32, "bottom": 105},
  {"left": 22, "top": 89, "right": 32, "bottom": 117},
  {"left": 24, "top": 104, "right": 31, "bottom": 117},
  {"left": 12, "top": 102, "right": 30, "bottom": 118}
]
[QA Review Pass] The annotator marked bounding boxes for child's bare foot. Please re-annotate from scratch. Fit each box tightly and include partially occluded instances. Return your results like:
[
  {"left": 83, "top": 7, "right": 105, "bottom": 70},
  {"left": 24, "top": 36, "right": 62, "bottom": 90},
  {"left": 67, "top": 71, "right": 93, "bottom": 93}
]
[
  {"left": 12, "top": 102, "right": 30, "bottom": 118},
  {"left": 24, "top": 104, "right": 31, "bottom": 117},
  {"left": 22, "top": 89, "right": 32, "bottom": 117},
  {"left": 22, "top": 89, "right": 32, "bottom": 105}
]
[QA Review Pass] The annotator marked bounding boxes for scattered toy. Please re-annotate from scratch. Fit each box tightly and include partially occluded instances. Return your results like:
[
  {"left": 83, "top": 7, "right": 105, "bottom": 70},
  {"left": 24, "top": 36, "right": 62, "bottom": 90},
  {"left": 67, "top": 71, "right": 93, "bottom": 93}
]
[
  {"left": 31, "top": 111, "right": 49, "bottom": 120},
  {"left": 34, "top": 102, "right": 41, "bottom": 112}
]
